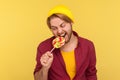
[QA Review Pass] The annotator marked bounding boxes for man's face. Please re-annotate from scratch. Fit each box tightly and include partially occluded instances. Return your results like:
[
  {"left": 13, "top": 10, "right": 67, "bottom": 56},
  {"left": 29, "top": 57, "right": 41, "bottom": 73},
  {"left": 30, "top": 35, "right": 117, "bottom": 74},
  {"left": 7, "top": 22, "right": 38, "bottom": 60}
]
[{"left": 50, "top": 17, "right": 73, "bottom": 43}]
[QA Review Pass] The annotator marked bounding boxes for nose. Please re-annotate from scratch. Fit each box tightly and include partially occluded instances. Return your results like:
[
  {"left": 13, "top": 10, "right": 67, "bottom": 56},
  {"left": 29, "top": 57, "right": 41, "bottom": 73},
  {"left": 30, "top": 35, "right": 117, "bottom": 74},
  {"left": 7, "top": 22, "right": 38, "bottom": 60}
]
[{"left": 57, "top": 28, "right": 63, "bottom": 35}]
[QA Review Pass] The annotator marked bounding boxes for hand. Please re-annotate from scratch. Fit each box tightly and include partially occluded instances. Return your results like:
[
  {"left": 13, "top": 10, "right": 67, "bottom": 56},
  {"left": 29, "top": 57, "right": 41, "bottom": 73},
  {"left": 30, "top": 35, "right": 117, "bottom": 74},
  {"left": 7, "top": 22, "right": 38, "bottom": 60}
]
[{"left": 40, "top": 51, "right": 53, "bottom": 70}]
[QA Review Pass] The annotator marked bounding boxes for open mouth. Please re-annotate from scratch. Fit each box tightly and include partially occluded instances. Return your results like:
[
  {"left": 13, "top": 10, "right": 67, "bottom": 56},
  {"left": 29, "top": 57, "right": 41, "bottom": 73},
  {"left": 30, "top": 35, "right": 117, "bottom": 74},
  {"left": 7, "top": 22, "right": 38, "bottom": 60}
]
[{"left": 59, "top": 33, "right": 66, "bottom": 38}]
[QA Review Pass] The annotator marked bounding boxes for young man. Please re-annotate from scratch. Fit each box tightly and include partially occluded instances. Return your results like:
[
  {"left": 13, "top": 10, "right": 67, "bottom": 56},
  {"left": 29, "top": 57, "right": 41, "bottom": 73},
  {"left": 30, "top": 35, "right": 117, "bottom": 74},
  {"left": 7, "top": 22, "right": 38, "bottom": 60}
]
[{"left": 34, "top": 5, "right": 97, "bottom": 80}]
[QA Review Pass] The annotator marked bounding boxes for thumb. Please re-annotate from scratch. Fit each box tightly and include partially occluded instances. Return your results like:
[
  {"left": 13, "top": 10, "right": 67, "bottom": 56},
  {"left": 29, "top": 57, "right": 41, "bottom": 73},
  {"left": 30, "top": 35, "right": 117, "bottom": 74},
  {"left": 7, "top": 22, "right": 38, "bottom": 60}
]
[{"left": 47, "top": 52, "right": 53, "bottom": 58}]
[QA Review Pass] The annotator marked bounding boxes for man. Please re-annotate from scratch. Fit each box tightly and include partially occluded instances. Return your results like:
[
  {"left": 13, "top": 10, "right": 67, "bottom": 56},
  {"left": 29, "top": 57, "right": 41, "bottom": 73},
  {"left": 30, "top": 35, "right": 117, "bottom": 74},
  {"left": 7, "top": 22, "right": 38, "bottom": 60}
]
[{"left": 34, "top": 5, "right": 97, "bottom": 80}]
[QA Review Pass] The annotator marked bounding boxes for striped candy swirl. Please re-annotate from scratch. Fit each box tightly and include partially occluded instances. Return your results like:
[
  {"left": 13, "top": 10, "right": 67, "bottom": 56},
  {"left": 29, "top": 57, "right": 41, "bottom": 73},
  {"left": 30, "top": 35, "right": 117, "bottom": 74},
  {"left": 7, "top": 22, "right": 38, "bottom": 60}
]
[{"left": 52, "top": 37, "right": 65, "bottom": 48}]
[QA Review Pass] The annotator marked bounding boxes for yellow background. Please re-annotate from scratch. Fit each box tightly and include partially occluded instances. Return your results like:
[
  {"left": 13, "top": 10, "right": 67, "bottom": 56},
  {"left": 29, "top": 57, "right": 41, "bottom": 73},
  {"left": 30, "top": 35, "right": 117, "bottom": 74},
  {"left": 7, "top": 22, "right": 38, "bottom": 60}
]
[{"left": 0, "top": 0, "right": 120, "bottom": 80}]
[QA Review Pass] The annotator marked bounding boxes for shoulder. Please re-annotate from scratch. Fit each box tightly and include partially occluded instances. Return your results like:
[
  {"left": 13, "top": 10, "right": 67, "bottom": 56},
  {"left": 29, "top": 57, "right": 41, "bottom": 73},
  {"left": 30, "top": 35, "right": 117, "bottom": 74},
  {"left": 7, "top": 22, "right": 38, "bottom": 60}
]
[
  {"left": 78, "top": 36, "right": 94, "bottom": 47},
  {"left": 78, "top": 36, "right": 96, "bottom": 56},
  {"left": 73, "top": 31, "right": 94, "bottom": 47}
]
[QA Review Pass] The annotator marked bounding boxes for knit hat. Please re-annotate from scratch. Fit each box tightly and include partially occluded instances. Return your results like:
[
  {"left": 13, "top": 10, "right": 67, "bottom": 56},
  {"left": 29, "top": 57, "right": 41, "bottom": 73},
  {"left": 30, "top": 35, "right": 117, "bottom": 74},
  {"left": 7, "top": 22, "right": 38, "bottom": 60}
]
[{"left": 48, "top": 5, "right": 74, "bottom": 22}]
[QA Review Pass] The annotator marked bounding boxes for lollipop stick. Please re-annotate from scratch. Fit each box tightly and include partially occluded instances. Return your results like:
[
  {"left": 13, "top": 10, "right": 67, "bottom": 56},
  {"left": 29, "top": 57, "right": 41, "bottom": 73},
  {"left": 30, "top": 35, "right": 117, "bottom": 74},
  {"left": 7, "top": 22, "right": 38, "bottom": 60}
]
[{"left": 50, "top": 47, "right": 55, "bottom": 53}]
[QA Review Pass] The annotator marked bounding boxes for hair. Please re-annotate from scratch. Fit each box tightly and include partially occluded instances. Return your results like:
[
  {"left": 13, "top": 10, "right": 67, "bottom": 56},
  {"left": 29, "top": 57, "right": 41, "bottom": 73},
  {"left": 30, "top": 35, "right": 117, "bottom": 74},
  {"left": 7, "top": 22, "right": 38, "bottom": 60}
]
[{"left": 47, "top": 13, "right": 73, "bottom": 28}]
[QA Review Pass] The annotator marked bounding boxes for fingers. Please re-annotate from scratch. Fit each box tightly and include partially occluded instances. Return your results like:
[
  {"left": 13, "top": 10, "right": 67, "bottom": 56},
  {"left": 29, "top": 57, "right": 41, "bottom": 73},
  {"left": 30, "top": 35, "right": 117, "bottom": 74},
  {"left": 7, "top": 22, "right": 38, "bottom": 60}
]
[
  {"left": 40, "top": 51, "right": 53, "bottom": 66},
  {"left": 47, "top": 52, "right": 53, "bottom": 58},
  {"left": 42, "top": 51, "right": 53, "bottom": 58},
  {"left": 40, "top": 54, "right": 48, "bottom": 64}
]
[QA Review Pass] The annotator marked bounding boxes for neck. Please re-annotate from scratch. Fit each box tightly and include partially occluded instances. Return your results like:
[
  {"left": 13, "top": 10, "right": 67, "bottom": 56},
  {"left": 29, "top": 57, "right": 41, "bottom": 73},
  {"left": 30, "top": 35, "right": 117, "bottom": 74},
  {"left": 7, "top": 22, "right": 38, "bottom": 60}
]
[{"left": 60, "top": 33, "right": 78, "bottom": 52}]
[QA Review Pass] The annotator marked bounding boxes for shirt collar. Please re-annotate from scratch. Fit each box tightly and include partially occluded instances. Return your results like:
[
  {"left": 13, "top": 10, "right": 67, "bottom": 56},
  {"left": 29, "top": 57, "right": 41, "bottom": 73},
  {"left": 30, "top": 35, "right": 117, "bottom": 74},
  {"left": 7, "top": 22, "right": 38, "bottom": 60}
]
[{"left": 72, "top": 31, "right": 81, "bottom": 47}]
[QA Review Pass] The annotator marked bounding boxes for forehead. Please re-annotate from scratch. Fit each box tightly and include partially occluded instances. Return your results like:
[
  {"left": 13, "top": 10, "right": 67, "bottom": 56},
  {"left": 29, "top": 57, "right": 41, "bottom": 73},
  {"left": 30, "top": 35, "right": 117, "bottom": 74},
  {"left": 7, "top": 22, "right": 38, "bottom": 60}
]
[{"left": 50, "top": 17, "right": 64, "bottom": 26}]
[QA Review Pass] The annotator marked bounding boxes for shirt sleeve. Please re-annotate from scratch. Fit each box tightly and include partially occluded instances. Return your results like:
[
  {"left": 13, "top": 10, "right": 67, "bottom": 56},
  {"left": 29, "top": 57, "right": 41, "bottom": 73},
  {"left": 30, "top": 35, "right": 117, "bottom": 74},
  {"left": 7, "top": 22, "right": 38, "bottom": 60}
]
[
  {"left": 86, "top": 42, "right": 97, "bottom": 80},
  {"left": 33, "top": 46, "right": 42, "bottom": 75}
]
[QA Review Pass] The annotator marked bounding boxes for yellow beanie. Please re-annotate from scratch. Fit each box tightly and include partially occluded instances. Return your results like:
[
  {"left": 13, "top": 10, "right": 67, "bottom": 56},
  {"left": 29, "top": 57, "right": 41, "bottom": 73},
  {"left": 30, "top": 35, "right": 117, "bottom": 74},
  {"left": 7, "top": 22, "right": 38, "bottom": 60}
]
[{"left": 48, "top": 5, "right": 74, "bottom": 22}]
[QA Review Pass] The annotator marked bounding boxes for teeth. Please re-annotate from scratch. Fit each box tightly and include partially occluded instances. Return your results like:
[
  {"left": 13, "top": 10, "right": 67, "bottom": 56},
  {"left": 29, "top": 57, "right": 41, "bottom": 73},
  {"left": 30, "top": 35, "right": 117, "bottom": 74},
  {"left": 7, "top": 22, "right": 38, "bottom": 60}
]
[{"left": 60, "top": 33, "right": 65, "bottom": 37}]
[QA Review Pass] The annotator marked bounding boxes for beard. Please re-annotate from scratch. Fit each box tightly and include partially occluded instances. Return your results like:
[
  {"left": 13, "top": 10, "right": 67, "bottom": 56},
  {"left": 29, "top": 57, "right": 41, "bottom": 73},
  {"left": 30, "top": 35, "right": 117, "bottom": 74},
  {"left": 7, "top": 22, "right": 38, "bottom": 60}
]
[
  {"left": 62, "top": 25, "right": 73, "bottom": 43},
  {"left": 64, "top": 29, "right": 73, "bottom": 43}
]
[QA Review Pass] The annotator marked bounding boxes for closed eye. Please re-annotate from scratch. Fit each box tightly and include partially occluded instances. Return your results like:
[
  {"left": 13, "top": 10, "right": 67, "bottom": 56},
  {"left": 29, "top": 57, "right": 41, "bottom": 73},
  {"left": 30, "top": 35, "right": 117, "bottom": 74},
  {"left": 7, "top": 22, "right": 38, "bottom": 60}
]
[
  {"left": 51, "top": 26, "right": 58, "bottom": 30},
  {"left": 60, "top": 22, "right": 66, "bottom": 28}
]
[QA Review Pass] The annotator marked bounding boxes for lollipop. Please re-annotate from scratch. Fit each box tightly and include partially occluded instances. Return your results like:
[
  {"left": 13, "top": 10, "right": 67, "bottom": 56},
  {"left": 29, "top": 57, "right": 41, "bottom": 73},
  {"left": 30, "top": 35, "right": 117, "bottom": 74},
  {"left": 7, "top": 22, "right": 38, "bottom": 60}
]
[{"left": 50, "top": 37, "right": 65, "bottom": 52}]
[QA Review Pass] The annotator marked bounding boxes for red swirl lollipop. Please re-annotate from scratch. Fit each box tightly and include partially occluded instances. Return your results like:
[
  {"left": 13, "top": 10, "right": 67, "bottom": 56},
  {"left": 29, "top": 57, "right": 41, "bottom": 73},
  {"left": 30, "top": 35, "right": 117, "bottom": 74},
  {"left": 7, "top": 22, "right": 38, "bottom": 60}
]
[{"left": 50, "top": 37, "right": 65, "bottom": 52}]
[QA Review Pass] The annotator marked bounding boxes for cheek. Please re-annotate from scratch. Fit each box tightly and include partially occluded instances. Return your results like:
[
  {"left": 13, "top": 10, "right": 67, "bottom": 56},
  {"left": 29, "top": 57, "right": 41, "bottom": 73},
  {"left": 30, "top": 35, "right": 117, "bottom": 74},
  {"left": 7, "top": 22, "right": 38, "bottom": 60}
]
[{"left": 51, "top": 30, "right": 57, "bottom": 36}]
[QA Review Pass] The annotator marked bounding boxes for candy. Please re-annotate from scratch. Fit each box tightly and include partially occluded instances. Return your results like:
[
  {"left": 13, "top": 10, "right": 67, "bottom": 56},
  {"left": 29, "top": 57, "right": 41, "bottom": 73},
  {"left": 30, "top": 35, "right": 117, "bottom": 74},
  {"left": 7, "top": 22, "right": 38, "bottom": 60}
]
[
  {"left": 52, "top": 37, "right": 65, "bottom": 48},
  {"left": 50, "top": 37, "right": 65, "bottom": 52}
]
